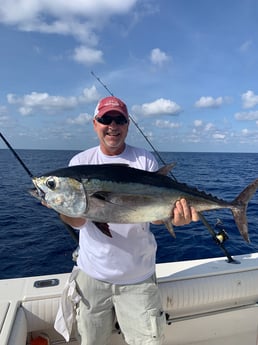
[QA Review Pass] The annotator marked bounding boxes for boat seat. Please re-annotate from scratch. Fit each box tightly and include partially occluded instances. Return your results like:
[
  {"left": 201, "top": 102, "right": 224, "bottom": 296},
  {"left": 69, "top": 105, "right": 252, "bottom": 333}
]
[
  {"left": 7, "top": 307, "right": 27, "bottom": 345},
  {"left": 22, "top": 297, "right": 60, "bottom": 332},
  {"left": 6, "top": 297, "right": 60, "bottom": 345}
]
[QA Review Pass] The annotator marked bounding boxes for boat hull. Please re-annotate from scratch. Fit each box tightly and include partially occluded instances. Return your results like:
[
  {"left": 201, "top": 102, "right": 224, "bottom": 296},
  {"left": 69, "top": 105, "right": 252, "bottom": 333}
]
[{"left": 2, "top": 253, "right": 258, "bottom": 345}]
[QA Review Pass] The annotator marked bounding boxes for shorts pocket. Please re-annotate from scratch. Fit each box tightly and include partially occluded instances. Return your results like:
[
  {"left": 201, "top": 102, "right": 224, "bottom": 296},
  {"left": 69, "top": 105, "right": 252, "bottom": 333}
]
[{"left": 147, "top": 308, "right": 166, "bottom": 339}]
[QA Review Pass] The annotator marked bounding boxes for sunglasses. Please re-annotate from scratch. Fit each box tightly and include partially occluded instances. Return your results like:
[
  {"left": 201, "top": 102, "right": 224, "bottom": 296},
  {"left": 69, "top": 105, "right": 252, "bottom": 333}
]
[{"left": 95, "top": 114, "right": 128, "bottom": 125}]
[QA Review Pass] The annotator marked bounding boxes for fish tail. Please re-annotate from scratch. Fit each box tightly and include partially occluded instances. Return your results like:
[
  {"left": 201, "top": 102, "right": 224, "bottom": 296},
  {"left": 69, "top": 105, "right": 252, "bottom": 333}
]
[{"left": 231, "top": 178, "right": 258, "bottom": 243}]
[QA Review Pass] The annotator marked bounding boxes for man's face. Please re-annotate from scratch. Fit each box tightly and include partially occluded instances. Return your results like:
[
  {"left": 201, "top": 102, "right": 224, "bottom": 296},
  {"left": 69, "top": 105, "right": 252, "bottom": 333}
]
[{"left": 93, "top": 111, "right": 129, "bottom": 155}]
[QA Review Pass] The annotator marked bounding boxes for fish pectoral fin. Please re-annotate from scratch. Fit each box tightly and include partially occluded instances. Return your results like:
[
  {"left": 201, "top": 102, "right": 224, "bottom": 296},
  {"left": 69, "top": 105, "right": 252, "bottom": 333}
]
[
  {"left": 93, "top": 222, "right": 113, "bottom": 238},
  {"left": 91, "top": 191, "right": 111, "bottom": 201},
  {"left": 91, "top": 192, "right": 135, "bottom": 210},
  {"left": 163, "top": 219, "right": 176, "bottom": 238},
  {"left": 157, "top": 163, "right": 176, "bottom": 176}
]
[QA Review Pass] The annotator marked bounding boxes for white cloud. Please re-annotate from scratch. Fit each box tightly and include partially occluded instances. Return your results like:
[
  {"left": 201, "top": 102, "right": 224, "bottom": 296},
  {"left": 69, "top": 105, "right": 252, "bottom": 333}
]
[
  {"left": 241, "top": 90, "right": 258, "bottom": 109},
  {"left": 242, "top": 128, "right": 250, "bottom": 136},
  {"left": 204, "top": 122, "right": 214, "bottom": 131},
  {"left": 8, "top": 92, "right": 77, "bottom": 115},
  {"left": 0, "top": 0, "right": 138, "bottom": 65},
  {"left": 212, "top": 133, "right": 226, "bottom": 140},
  {"left": 19, "top": 107, "right": 33, "bottom": 116},
  {"left": 80, "top": 85, "right": 100, "bottom": 101},
  {"left": 190, "top": 120, "right": 228, "bottom": 144},
  {"left": 7, "top": 85, "right": 100, "bottom": 116},
  {"left": 193, "top": 119, "right": 215, "bottom": 131},
  {"left": 22, "top": 20, "right": 99, "bottom": 45},
  {"left": 73, "top": 46, "right": 103, "bottom": 66},
  {"left": 235, "top": 110, "right": 258, "bottom": 121},
  {"left": 150, "top": 48, "right": 170, "bottom": 66},
  {"left": 194, "top": 120, "right": 203, "bottom": 127},
  {"left": 132, "top": 98, "right": 182, "bottom": 117},
  {"left": 155, "top": 119, "right": 180, "bottom": 128},
  {"left": 67, "top": 113, "right": 92, "bottom": 125},
  {"left": 194, "top": 96, "right": 224, "bottom": 108},
  {"left": 0, "top": 1, "right": 138, "bottom": 25}
]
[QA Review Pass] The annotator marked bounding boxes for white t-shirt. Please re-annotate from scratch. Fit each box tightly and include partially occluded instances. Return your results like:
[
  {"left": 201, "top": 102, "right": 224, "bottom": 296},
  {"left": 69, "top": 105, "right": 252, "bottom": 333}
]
[{"left": 69, "top": 144, "right": 159, "bottom": 284}]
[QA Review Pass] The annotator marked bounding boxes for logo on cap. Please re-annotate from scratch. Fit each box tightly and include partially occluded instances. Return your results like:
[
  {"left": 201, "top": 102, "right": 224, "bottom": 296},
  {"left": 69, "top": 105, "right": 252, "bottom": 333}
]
[{"left": 94, "top": 96, "right": 129, "bottom": 118}]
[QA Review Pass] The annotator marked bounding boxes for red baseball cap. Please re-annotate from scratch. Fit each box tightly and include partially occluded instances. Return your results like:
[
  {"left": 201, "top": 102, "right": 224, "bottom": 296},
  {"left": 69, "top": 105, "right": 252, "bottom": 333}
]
[{"left": 94, "top": 96, "right": 129, "bottom": 119}]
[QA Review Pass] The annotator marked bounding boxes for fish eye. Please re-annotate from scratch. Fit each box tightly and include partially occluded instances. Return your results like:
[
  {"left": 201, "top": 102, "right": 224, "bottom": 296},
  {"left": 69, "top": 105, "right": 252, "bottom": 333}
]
[{"left": 46, "top": 177, "right": 56, "bottom": 190}]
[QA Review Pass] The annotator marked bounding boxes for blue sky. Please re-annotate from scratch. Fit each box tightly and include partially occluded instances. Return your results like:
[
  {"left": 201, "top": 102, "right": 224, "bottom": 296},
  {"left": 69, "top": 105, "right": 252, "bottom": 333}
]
[{"left": 1, "top": 0, "right": 258, "bottom": 152}]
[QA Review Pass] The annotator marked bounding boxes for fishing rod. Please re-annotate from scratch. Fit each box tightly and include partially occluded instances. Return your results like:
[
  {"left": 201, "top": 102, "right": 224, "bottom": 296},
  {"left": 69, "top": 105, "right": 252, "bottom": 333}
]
[
  {"left": 90, "top": 72, "right": 238, "bottom": 263},
  {"left": 197, "top": 213, "right": 239, "bottom": 264},
  {"left": 0, "top": 131, "right": 79, "bottom": 244},
  {"left": 0, "top": 132, "right": 33, "bottom": 178},
  {"left": 90, "top": 71, "right": 177, "bottom": 181}
]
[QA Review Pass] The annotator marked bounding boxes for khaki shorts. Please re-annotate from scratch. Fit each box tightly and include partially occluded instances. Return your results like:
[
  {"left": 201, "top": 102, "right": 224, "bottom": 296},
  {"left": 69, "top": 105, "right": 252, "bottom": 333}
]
[{"left": 75, "top": 270, "right": 165, "bottom": 345}]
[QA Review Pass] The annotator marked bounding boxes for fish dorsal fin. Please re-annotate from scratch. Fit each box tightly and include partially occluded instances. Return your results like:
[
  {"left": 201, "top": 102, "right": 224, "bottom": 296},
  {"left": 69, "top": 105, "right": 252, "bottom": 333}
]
[{"left": 157, "top": 162, "right": 176, "bottom": 176}]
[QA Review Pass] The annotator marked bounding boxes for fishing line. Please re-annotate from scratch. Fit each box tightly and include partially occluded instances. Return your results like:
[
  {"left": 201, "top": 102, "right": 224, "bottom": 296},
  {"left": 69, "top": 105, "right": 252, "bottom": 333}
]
[
  {"left": 0, "top": 131, "right": 79, "bottom": 245},
  {"left": 90, "top": 72, "right": 238, "bottom": 262},
  {"left": 0, "top": 132, "right": 34, "bottom": 178},
  {"left": 90, "top": 71, "right": 178, "bottom": 181}
]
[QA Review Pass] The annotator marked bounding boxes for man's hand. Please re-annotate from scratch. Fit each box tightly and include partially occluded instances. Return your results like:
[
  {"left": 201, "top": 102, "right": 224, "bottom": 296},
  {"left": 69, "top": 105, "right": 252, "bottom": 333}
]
[
  {"left": 59, "top": 214, "right": 86, "bottom": 228},
  {"left": 172, "top": 198, "right": 199, "bottom": 226}
]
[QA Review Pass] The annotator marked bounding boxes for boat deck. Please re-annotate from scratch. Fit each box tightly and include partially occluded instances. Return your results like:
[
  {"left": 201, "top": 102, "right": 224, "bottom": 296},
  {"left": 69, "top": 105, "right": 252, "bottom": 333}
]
[{"left": 2, "top": 253, "right": 258, "bottom": 345}]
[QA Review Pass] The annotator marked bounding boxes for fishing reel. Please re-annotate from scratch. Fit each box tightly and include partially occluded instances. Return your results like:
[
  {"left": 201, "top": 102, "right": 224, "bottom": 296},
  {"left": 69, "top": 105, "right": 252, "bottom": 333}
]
[
  {"left": 198, "top": 213, "right": 238, "bottom": 263},
  {"left": 214, "top": 219, "right": 229, "bottom": 244}
]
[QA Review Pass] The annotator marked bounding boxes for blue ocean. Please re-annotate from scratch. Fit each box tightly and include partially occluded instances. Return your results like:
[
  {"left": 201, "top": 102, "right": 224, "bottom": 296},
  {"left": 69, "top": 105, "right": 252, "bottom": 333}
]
[{"left": 1, "top": 149, "right": 258, "bottom": 280}]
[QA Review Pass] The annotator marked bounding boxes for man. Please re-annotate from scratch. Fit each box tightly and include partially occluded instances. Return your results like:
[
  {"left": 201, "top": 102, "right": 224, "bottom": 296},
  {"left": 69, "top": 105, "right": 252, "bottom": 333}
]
[{"left": 60, "top": 96, "right": 199, "bottom": 345}]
